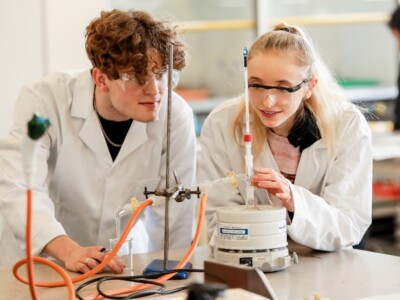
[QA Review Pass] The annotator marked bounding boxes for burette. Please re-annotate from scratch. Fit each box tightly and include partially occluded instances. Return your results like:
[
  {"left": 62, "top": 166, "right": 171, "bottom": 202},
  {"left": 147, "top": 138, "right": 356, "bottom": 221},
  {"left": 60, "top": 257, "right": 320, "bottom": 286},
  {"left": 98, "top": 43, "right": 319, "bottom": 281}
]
[{"left": 243, "top": 47, "right": 256, "bottom": 209}]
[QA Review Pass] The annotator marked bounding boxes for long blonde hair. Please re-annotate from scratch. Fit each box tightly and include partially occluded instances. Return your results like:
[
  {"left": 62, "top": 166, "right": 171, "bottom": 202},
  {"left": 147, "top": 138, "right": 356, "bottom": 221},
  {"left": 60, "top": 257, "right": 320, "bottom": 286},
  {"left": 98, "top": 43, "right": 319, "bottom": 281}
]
[{"left": 234, "top": 23, "right": 352, "bottom": 159}]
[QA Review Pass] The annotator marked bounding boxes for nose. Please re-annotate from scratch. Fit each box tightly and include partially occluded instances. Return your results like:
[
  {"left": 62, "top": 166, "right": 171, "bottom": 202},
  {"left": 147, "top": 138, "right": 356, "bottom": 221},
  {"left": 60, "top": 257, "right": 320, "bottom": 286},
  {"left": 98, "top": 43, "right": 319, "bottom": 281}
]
[
  {"left": 143, "top": 75, "right": 160, "bottom": 95},
  {"left": 262, "top": 92, "right": 276, "bottom": 107}
]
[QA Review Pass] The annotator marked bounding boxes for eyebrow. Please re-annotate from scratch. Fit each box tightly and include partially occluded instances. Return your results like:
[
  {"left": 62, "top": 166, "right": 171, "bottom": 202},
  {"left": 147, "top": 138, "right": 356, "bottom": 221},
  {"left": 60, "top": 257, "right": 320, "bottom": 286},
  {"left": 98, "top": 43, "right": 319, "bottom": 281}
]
[{"left": 248, "top": 76, "right": 294, "bottom": 86}]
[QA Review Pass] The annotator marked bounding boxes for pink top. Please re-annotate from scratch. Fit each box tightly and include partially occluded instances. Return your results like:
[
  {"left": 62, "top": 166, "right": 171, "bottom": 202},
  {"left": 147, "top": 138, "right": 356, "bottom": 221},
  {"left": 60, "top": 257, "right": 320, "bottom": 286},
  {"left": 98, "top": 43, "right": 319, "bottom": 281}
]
[{"left": 267, "top": 130, "right": 301, "bottom": 183}]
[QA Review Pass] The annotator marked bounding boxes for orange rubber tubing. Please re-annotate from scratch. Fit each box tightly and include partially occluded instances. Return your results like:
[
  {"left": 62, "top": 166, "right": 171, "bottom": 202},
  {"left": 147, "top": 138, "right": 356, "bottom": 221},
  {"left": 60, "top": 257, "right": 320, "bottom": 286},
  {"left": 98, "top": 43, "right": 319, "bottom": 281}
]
[
  {"left": 13, "top": 195, "right": 155, "bottom": 299},
  {"left": 13, "top": 192, "right": 207, "bottom": 300},
  {"left": 86, "top": 192, "right": 208, "bottom": 300}
]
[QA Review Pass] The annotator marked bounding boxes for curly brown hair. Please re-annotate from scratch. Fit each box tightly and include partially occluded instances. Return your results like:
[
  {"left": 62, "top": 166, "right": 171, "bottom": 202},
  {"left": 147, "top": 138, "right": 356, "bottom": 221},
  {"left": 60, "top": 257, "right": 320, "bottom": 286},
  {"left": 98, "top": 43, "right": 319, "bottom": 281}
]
[{"left": 85, "top": 9, "right": 186, "bottom": 84}]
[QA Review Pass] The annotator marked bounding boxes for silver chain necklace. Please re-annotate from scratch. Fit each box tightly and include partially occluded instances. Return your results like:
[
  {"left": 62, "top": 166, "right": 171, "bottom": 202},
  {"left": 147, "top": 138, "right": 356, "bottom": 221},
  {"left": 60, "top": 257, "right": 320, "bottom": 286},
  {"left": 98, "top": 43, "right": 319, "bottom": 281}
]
[{"left": 93, "top": 96, "right": 123, "bottom": 148}]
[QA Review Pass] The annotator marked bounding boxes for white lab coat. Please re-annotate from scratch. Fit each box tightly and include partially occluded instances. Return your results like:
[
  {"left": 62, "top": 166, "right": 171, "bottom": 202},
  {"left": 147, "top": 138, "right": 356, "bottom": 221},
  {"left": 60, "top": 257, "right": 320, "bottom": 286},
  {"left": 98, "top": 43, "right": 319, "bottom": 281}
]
[
  {"left": 0, "top": 70, "right": 196, "bottom": 266},
  {"left": 199, "top": 97, "right": 372, "bottom": 251}
]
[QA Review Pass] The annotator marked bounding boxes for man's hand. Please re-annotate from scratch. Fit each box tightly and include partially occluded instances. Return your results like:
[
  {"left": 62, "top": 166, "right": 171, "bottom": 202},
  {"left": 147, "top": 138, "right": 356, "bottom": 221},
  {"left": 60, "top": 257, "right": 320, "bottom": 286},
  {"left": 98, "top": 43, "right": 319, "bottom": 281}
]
[{"left": 43, "top": 235, "right": 125, "bottom": 274}]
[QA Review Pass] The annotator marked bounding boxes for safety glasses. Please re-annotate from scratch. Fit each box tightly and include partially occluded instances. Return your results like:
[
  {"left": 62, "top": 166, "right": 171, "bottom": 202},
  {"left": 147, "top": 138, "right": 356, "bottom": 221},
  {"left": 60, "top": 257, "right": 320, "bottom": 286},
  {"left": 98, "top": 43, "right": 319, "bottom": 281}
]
[
  {"left": 117, "top": 69, "right": 179, "bottom": 93},
  {"left": 248, "top": 78, "right": 310, "bottom": 102},
  {"left": 248, "top": 78, "right": 310, "bottom": 93}
]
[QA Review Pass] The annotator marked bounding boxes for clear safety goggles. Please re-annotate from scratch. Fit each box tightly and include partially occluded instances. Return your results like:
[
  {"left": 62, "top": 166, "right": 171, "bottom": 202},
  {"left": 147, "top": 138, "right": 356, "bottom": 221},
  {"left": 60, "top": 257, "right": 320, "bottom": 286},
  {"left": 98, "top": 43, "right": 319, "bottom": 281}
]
[
  {"left": 248, "top": 78, "right": 309, "bottom": 102},
  {"left": 116, "top": 69, "right": 180, "bottom": 93}
]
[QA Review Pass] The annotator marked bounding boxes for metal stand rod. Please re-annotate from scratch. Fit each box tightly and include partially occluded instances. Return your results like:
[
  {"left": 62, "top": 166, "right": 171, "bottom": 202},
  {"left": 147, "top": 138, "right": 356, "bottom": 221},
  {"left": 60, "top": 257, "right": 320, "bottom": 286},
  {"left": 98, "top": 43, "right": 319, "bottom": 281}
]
[{"left": 163, "top": 43, "right": 174, "bottom": 270}]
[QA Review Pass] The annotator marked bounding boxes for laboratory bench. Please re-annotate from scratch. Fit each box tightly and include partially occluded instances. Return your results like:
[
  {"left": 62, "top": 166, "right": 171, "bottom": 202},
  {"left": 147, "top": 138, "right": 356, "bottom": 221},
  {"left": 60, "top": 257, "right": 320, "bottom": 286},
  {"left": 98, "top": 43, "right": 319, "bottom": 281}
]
[
  {"left": 362, "top": 133, "right": 400, "bottom": 256},
  {"left": 2, "top": 243, "right": 400, "bottom": 299}
]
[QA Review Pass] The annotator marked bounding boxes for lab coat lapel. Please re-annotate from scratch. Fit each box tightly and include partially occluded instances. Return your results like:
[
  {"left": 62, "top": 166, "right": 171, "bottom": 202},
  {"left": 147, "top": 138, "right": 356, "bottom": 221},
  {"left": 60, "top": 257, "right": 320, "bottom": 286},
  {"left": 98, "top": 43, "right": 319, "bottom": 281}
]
[
  {"left": 70, "top": 70, "right": 150, "bottom": 165},
  {"left": 79, "top": 111, "right": 111, "bottom": 163},
  {"left": 295, "top": 140, "right": 326, "bottom": 187},
  {"left": 114, "top": 121, "right": 148, "bottom": 164},
  {"left": 71, "top": 70, "right": 111, "bottom": 163}
]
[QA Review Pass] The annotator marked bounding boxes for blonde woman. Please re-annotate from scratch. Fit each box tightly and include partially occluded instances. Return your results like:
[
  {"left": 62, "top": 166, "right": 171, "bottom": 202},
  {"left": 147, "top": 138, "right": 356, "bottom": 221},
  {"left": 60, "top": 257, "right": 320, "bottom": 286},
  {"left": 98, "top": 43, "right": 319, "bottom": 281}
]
[{"left": 199, "top": 24, "right": 372, "bottom": 251}]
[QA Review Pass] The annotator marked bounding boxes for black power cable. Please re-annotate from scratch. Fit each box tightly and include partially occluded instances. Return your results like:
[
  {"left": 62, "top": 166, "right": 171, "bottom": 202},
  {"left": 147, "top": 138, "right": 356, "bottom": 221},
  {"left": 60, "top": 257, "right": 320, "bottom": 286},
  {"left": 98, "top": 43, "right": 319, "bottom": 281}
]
[
  {"left": 75, "top": 268, "right": 204, "bottom": 300},
  {"left": 97, "top": 278, "right": 166, "bottom": 299}
]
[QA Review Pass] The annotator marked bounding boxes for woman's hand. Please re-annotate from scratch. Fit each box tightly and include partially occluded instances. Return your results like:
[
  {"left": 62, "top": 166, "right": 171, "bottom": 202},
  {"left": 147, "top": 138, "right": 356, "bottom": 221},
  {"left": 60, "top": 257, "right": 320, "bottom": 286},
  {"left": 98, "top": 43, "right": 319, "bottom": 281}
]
[
  {"left": 43, "top": 235, "right": 125, "bottom": 274},
  {"left": 252, "top": 167, "right": 294, "bottom": 212}
]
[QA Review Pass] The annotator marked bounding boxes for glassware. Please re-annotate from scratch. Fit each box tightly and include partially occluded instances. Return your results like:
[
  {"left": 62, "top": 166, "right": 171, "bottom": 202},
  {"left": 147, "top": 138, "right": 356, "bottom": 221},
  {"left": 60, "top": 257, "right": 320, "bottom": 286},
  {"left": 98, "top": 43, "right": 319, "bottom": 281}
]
[{"left": 109, "top": 237, "right": 134, "bottom": 270}]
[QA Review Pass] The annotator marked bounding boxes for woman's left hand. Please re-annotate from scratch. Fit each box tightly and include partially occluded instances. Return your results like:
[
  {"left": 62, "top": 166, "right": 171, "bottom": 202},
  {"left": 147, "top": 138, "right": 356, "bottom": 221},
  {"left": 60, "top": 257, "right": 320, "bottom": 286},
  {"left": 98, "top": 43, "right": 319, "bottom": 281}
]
[{"left": 252, "top": 167, "right": 294, "bottom": 212}]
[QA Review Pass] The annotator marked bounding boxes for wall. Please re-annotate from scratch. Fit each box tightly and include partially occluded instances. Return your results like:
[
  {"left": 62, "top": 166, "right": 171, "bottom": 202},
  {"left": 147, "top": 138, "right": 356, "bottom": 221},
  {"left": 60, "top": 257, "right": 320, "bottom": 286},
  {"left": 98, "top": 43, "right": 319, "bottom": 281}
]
[
  {"left": 0, "top": 0, "right": 107, "bottom": 139},
  {"left": 110, "top": 0, "right": 398, "bottom": 97},
  {"left": 257, "top": 0, "right": 398, "bottom": 85},
  {"left": 1, "top": 0, "right": 399, "bottom": 139},
  {"left": 110, "top": 0, "right": 257, "bottom": 98},
  {"left": 0, "top": 0, "right": 43, "bottom": 139}
]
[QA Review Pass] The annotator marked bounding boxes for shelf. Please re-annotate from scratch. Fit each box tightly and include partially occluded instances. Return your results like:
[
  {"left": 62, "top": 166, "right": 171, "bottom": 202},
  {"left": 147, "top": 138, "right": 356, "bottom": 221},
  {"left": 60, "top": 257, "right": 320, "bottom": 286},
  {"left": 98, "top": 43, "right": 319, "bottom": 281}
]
[
  {"left": 177, "top": 20, "right": 255, "bottom": 32},
  {"left": 177, "top": 12, "right": 390, "bottom": 32},
  {"left": 187, "top": 86, "right": 397, "bottom": 114},
  {"left": 186, "top": 97, "right": 226, "bottom": 114},
  {"left": 272, "top": 12, "right": 389, "bottom": 26},
  {"left": 344, "top": 86, "right": 397, "bottom": 103}
]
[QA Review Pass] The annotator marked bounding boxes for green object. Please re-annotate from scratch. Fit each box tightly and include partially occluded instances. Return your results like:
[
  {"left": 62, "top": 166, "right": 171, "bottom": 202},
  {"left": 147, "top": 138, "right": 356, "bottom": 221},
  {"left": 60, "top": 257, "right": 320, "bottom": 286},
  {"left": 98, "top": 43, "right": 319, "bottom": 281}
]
[
  {"left": 27, "top": 114, "right": 51, "bottom": 140},
  {"left": 337, "top": 78, "right": 379, "bottom": 88}
]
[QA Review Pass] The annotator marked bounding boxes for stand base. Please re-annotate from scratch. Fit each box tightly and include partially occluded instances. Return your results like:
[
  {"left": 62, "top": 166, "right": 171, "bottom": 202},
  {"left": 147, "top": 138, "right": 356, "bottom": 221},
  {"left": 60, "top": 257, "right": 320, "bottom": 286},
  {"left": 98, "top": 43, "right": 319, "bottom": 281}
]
[{"left": 143, "top": 259, "right": 192, "bottom": 280}]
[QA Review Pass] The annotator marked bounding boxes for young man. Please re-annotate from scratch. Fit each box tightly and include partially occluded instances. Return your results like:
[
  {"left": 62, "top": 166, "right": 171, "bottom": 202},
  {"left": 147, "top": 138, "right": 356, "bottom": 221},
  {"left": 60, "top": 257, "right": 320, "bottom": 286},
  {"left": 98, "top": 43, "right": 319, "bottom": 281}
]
[{"left": 0, "top": 9, "right": 196, "bottom": 273}]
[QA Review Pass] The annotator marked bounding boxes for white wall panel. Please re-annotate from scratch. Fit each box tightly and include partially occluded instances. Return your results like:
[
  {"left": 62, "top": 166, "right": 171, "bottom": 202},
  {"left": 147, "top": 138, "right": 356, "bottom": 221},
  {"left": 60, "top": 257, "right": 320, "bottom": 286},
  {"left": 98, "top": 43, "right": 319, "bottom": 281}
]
[
  {"left": 0, "top": 0, "right": 107, "bottom": 139},
  {"left": 0, "top": 0, "right": 43, "bottom": 138}
]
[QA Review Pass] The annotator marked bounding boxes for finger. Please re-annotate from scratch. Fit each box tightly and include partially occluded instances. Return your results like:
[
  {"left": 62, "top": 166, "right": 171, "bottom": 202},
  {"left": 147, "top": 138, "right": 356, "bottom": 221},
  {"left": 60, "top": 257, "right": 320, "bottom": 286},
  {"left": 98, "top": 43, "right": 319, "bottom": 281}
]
[
  {"left": 106, "top": 257, "right": 125, "bottom": 274},
  {"left": 254, "top": 170, "right": 280, "bottom": 180},
  {"left": 276, "top": 193, "right": 294, "bottom": 210},
  {"left": 252, "top": 174, "right": 275, "bottom": 185},
  {"left": 84, "top": 257, "right": 100, "bottom": 269},
  {"left": 94, "top": 246, "right": 108, "bottom": 253},
  {"left": 253, "top": 167, "right": 273, "bottom": 174},
  {"left": 78, "top": 262, "right": 91, "bottom": 274},
  {"left": 97, "top": 251, "right": 125, "bottom": 273},
  {"left": 276, "top": 192, "right": 290, "bottom": 202},
  {"left": 114, "top": 256, "right": 126, "bottom": 269},
  {"left": 92, "top": 249, "right": 108, "bottom": 263},
  {"left": 257, "top": 180, "right": 280, "bottom": 189},
  {"left": 80, "top": 257, "right": 91, "bottom": 266}
]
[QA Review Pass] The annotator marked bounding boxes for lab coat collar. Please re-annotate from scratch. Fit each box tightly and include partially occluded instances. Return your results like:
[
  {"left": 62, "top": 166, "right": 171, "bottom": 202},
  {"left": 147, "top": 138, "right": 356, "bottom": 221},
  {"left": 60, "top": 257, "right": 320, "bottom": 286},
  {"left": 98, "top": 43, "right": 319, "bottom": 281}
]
[
  {"left": 71, "top": 70, "right": 95, "bottom": 119},
  {"left": 79, "top": 110, "right": 111, "bottom": 163},
  {"left": 70, "top": 70, "right": 109, "bottom": 162},
  {"left": 114, "top": 121, "right": 148, "bottom": 164},
  {"left": 71, "top": 70, "right": 150, "bottom": 165},
  {"left": 78, "top": 110, "right": 149, "bottom": 165},
  {"left": 295, "top": 139, "right": 327, "bottom": 187}
]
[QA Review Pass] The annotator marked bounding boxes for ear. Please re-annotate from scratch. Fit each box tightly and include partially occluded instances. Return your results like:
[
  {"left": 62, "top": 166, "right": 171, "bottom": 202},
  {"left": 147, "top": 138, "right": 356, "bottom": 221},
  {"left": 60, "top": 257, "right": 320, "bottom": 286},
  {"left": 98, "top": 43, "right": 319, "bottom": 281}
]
[
  {"left": 92, "top": 68, "right": 110, "bottom": 92},
  {"left": 305, "top": 77, "right": 318, "bottom": 99}
]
